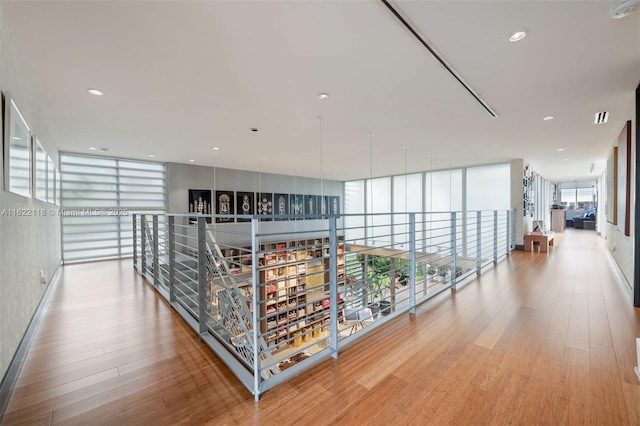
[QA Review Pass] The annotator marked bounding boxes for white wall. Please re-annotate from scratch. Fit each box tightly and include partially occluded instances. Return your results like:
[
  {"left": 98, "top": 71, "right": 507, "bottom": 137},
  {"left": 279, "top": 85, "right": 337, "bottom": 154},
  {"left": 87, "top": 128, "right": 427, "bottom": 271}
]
[
  {"left": 0, "top": 10, "right": 62, "bottom": 380},
  {"left": 603, "top": 114, "right": 636, "bottom": 288}
]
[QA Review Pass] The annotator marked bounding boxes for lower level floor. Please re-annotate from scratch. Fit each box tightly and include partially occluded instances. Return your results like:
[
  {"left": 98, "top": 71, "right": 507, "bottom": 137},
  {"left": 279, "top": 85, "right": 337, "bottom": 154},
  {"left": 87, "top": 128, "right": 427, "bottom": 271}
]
[{"left": 2, "top": 229, "right": 640, "bottom": 425}]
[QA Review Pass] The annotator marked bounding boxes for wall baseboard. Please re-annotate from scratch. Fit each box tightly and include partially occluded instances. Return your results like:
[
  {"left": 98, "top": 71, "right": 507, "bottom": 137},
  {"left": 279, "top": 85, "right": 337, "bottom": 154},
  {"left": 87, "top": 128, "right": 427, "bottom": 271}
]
[{"left": 0, "top": 260, "right": 63, "bottom": 422}]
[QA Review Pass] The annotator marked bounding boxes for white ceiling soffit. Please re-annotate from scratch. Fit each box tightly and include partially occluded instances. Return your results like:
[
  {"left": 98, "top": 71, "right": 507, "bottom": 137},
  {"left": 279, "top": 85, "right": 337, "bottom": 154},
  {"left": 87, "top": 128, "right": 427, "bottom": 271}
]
[{"left": 1, "top": 1, "right": 639, "bottom": 183}]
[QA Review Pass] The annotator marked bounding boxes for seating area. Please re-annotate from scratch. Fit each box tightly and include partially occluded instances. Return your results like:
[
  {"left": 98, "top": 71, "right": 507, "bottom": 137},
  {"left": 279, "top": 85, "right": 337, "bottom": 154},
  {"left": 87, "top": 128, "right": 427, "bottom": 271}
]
[{"left": 566, "top": 211, "right": 596, "bottom": 230}]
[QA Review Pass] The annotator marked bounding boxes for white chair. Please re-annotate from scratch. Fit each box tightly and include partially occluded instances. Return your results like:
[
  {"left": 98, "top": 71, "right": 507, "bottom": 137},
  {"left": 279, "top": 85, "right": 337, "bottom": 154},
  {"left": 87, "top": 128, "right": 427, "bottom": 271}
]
[{"left": 348, "top": 307, "right": 375, "bottom": 335}]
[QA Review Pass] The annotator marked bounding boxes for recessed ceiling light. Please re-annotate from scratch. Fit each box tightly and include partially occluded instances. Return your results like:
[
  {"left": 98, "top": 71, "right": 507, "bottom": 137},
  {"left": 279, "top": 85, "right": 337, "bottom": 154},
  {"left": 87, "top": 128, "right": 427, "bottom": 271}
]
[
  {"left": 213, "top": 147, "right": 219, "bottom": 150},
  {"left": 508, "top": 30, "right": 527, "bottom": 42},
  {"left": 88, "top": 147, "right": 97, "bottom": 150},
  {"left": 557, "top": 148, "right": 565, "bottom": 152},
  {"left": 543, "top": 115, "right": 555, "bottom": 121},
  {"left": 88, "top": 88, "right": 104, "bottom": 96},
  {"left": 189, "top": 159, "right": 195, "bottom": 162},
  {"left": 318, "top": 93, "right": 330, "bottom": 100},
  {"left": 148, "top": 154, "right": 155, "bottom": 157}
]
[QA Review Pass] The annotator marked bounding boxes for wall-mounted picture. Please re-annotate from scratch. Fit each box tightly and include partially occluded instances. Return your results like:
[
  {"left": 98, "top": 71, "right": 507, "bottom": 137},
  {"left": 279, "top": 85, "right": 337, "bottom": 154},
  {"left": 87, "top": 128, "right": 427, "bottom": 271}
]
[
  {"left": 257, "top": 192, "right": 273, "bottom": 221},
  {"left": 290, "top": 194, "right": 304, "bottom": 220},
  {"left": 274, "top": 193, "right": 289, "bottom": 221},
  {"left": 189, "top": 189, "right": 212, "bottom": 224},
  {"left": 617, "top": 120, "right": 632, "bottom": 236},
  {"left": 4, "top": 94, "right": 32, "bottom": 197},
  {"left": 305, "top": 194, "right": 316, "bottom": 216},
  {"left": 215, "top": 190, "right": 235, "bottom": 223},
  {"left": 329, "top": 196, "right": 340, "bottom": 215},
  {"left": 317, "top": 195, "right": 328, "bottom": 216},
  {"left": 236, "top": 191, "right": 254, "bottom": 222}
]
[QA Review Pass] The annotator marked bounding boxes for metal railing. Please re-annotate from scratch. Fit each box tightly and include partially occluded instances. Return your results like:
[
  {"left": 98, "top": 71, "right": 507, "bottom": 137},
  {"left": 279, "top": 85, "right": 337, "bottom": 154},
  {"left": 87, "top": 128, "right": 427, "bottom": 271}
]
[{"left": 133, "top": 210, "right": 515, "bottom": 399}]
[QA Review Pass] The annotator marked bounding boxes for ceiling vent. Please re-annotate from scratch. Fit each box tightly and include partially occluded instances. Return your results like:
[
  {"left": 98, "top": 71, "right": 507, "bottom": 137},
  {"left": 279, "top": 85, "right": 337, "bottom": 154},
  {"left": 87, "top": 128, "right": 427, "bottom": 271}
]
[{"left": 594, "top": 111, "right": 609, "bottom": 124}]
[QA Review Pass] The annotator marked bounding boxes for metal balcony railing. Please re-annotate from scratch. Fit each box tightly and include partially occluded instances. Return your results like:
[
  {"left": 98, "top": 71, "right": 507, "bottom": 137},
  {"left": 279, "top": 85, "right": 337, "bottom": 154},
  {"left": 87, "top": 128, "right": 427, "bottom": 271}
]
[{"left": 133, "top": 210, "right": 515, "bottom": 399}]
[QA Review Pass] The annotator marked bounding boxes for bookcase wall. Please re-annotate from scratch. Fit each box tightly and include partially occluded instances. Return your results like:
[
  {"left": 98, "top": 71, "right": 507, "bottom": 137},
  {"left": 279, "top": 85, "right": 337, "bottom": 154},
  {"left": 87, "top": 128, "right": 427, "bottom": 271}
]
[{"left": 257, "top": 237, "right": 345, "bottom": 352}]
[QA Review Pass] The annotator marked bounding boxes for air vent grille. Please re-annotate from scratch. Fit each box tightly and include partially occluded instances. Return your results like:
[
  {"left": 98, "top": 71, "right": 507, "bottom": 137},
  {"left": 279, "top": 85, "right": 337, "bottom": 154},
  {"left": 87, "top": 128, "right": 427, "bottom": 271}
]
[{"left": 595, "top": 111, "right": 609, "bottom": 124}]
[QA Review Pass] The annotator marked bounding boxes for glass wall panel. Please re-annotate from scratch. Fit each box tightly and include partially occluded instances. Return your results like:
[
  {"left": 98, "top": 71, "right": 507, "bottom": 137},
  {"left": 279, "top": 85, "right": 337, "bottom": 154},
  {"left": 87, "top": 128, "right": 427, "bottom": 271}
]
[
  {"left": 61, "top": 153, "right": 166, "bottom": 262},
  {"left": 393, "top": 174, "right": 422, "bottom": 249},
  {"left": 345, "top": 180, "right": 365, "bottom": 244},
  {"left": 367, "top": 177, "right": 391, "bottom": 247},
  {"left": 466, "top": 164, "right": 510, "bottom": 210},
  {"left": 466, "top": 164, "right": 511, "bottom": 256}
]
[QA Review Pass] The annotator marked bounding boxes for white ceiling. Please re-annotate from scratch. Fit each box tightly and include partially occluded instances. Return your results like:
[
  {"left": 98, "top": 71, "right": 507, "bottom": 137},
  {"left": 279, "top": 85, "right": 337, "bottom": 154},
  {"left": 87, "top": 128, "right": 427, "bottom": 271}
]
[{"left": 2, "top": 1, "right": 639, "bottom": 182}]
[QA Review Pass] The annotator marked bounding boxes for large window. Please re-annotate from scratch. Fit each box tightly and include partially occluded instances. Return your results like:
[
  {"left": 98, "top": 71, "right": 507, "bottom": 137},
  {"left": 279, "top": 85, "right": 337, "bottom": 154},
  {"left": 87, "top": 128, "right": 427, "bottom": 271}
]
[{"left": 61, "top": 153, "right": 166, "bottom": 263}]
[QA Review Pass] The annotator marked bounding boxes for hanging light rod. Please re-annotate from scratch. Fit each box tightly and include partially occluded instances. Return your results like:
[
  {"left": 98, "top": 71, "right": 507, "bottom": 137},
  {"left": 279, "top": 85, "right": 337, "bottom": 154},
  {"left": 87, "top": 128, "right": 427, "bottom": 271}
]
[{"left": 379, "top": 0, "right": 498, "bottom": 118}]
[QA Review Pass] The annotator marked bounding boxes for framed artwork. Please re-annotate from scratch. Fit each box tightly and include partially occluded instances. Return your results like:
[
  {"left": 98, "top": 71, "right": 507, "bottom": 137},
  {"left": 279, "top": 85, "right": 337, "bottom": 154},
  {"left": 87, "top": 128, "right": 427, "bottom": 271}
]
[
  {"left": 606, "top": 147, "right": 617, "bottom": 224},
  {"left": 289, "top": 194, "right": 304, "bottom": 220},
  {"left": 274, "top": 193, "right": 289, "bottom": 221},
  {"left": 215, "top": 190, "right": 235, "bottom": 223},
  {"left": 257, "top": 192, "right": 273, "bottom": 221},
  {"left": 236, "top": 192, "right": 254, "bottom": 222},
  {"left": 189, "top": 189, "right": 212, "bottom": 224},
  {"left": 34, "top": 139, "right": 47, "bottom": 202},
  {"left": 4, "top": 94, "right": 32, "bottom": 197},
  {"left": 617, "top": 121, "right": 632, "bottom": 236},
  {"left": 317, "top": 195, "right": 328, "bottom": 216},
  {"left": 329, "top": 196, "right": 340, "bottom": 215},
  {"left": 305, "top": 194, "right": 316, "bottom": 216}
]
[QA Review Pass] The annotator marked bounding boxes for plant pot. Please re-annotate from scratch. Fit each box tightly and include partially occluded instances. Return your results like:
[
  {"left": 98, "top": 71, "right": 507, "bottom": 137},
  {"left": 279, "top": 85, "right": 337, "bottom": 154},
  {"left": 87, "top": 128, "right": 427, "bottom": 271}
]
[
  {"left": 379, "top": 300, "right": 391, "bottom": 316},
  {"left": 367, "top": 302, "right": 380, "bottom": 316}
]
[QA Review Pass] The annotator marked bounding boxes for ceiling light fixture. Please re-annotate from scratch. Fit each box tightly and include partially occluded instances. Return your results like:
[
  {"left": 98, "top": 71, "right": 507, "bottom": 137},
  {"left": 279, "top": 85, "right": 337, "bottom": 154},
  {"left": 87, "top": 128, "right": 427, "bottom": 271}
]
[
  {"left": 88, "top": 147, "right": 97, "bottom": 150},
  {"left": 380, "top": 0, "right": 498, "bottom": 117},
  {"left": 562, "top": 158, "right": 569, "bottom": 162},
  {"left": 508, "top": 30, "right": 527, "bottom": 42},
  {"left": 318, "top": 93, "right": 329, "bottom": 100},
  {"left": 543, "top": 115, "right": 555, "bottom": 121},
  {"left": 189, "top": 159, "right": 195, "bottom": 162},
  {"left": 610, "top": 0, "right": 640, "bottom": 18},
  {"left": 557, "top": 148, "right": 565, "bottom": 152},
  {"left": 148, "top": 154, "right": 155, "bottom": 157},
  {"left": 88, "top": 88, "right": 104, "bottom": 96},
  {"left": 595, "top": 111, "right": 609, "bottom": 124},
  {"left": 213, "top": 147, "right": 219, "bottom": 150}
]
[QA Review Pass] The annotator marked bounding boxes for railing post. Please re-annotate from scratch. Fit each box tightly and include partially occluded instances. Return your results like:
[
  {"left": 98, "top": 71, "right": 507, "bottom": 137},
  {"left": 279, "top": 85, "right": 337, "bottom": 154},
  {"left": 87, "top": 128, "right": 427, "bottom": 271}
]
[
  {"left": 329, "top": 216, "right": 339, "bottom": 359},
  {"left": 512, "top": 210, "right": 516, "bottom": 251},
  {"left": 493, "top": 210, "right": 498, "bottom": 263},
  {"left": 409, "top": 213, "right": 416, "bottom": 315},
  {"left": 133, "top": 214, "right": 138, "bottom": 267},
  {"left": 476, "top": 211, "right": 482, "bottom": 275},
  {"left": 168, "top": 215, "right": 176, "bottom": 303},
  {"left": 451, "top": 212, "right": 457, "bottom": 289},
  {"left": 153, "top": 215, "right": 159, "bottom": 287},
  {"left": 250, "top": 217, "right": 261, "bottom": 400},
  {"left": 197, "top": 216, "right": 208, "bottom": 335},
  {"left": 141, "top": 214, "right": 147, "bottom": 275},
  {"left": 506, "top": 210, "right": 510, "bottom": 256}
]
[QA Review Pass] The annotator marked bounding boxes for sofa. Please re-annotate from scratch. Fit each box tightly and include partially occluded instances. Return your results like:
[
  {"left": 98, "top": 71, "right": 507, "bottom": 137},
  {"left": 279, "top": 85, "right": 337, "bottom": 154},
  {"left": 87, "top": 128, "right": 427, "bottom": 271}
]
[{"left": 572, "top": 212, "right": 596, "bottom": 229}]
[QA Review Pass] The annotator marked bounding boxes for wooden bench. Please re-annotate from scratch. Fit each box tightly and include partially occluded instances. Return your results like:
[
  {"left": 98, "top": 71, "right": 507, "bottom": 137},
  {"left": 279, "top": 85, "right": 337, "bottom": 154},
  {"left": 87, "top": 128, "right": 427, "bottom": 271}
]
[{"left": 524, "top": 232, "right": 554, "bottom": 253}]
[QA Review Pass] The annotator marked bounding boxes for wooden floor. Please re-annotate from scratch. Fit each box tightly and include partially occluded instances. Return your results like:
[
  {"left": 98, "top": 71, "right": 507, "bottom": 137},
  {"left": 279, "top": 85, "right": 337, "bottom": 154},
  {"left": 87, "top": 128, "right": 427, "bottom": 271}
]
[{"left": 3, "top": 229, "right": 640, "bottom": 425}]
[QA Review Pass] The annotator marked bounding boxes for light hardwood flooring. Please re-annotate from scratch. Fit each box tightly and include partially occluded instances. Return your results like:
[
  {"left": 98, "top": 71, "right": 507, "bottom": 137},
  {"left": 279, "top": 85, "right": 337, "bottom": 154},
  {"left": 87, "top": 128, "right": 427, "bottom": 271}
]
[{"left": 2, "top": 229, "right": 640, "bottom": 425}]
